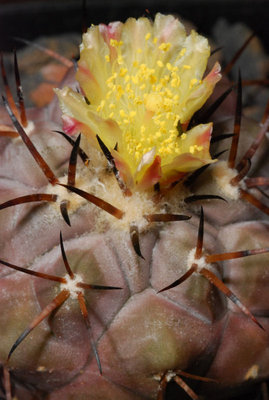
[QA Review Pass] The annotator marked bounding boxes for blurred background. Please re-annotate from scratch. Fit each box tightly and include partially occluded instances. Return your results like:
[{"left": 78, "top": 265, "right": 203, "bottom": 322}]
[{"left": 0, "top": 0, "right": 268, "bottom": 52}]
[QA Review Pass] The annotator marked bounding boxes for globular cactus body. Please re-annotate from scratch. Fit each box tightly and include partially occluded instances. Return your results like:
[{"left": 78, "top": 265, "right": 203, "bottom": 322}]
[{"left": 0, "top": 12, "right": 268, "bottom": 400}]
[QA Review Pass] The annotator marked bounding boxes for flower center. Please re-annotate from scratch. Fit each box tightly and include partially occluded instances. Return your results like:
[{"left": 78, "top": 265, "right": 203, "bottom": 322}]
[{"left": 95, "top": 35, "right": 203, "bottom": 171}]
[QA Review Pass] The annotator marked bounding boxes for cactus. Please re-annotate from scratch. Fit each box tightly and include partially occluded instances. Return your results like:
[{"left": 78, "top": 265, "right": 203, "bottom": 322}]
[{"left": 0, "top": 12, "right": 269, "bottom": 400}]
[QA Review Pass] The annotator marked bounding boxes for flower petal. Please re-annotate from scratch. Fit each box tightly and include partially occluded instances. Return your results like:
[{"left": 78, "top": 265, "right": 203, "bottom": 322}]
[
  {"left": 160, "top": 123, "right": 215, "bottom": 185},
  {"left": 76, "top": 26, "right": 113, "bottom": 103},
  {"left": 56, "top": 87, "right": 123, "bottom": 149},
  {"left": 136, "top": 155, "right": 162, "bottom": 189},
  {"left": 57, "top": 14, "right": 221, "bottom": 191},
  {"left": 181, "top": 62, "right": 222, "bottom": 122}
]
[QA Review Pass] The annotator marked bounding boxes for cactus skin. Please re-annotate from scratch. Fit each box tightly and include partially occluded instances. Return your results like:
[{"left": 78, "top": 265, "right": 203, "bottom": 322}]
[{"left": 0, "top": 13, "right": 269, "bottom": 400}]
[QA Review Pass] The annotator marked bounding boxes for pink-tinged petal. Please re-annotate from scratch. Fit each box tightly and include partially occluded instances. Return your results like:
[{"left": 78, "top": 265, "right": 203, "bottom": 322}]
[
  {"left": 164, "top": 153, "right": 213, "bottom": 174},
  {"left": 160, "top": 153, "right": 213, "bottom": 187},
  {"left": 62, "top": 115, "right": 100, "bottom": 148},
  {"left": 57, "top": 87, "right": 123, "bottom": 149},
  {"left": 120, "top": 17, "right": 153, "bottom": 58},
  {"left": 182, "top": 62, "right": 222, "bottom": 122},
  {"left": 204, "top": 62, "right": 222, "bottom": 84},
  {"left": 179, "top": 123, "right": 213, "bottom": 157},
  {"left": 195, "top": 124, "right": 212, "bottom": 148},
  {"left": 76, "top": 26, "right": 113, "bottom": 102},
  {"left": 76, "top": 61, "right": 103, "bottom": 105},
  {"left": 99, "top": 22, "right": 123, "bottom": 63},
  {"left": 153, "top": 13, "right": 186, "bottom": 45},
  {"left": 62, "top": 115, "right": 82, "bottom": 136},
  {"left": 159, "top": 171, "right": 187, "bottom": 188},
  {"left": 112, "top": 149, "right": 134, "bottom": 189},
  {"left": 160, "top": 123, "right": 215, "bottom": 186},
  {"left": 99, "top": 22, "right": 123, "bottom": 43},
  {"left": 136, "top": 155, "right": 162, "bottom": 189},
  {"left": 77, "top": 62, "right": 99, "bottom": 85}
]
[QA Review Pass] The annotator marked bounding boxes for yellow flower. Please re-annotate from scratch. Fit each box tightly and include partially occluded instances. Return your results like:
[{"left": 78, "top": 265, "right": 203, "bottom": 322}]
[{"left": 56, "top": 13, "right": 221, "bottom": 189}]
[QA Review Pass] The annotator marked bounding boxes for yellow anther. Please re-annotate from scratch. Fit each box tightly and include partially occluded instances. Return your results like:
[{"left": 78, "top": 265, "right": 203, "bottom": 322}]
[
  {"left": 159, "top": 42, "right": 171, "bottom": 51},
  {"left": 96, "top": 100, "right": 105, "bottom": 112},
  {"left": 106, "top": 72, "right": 117, "bottom": 84},
  {"left": 109, "top": 39, "right": 117, "bottom": 47},
  {"left": 153, "top": 37, "right": 158, "bottom": 44},
  {"left": 140, "top": 83, "right": 146, "bottom": 90},
  {"left": 139, "top": 64, "right": 147, "bottom": 75},
  {"left": 106, "top": 90, "right": 112, "bottom": 99},
  {"left": 117, "top": 56, "right": 124, "bottom": 65},
  {"left": 173, "top": 118, "right": 180, "bottom": 127},
  {"left": 183, "top": 65, "right": 191, "bottom": 70},
  {"left": 180, "top": 133, "right": 187, "bottom": 140},
  {"left": 105, "top": 54, "right": 110, "bottom": 62},
  {"left": 165, "top": 89, "right": 172, "bottom": 98},
  {"left": 136, "top": 48, "right": 142, "bottom": 54},
  {"left": 171, "top": 77, "right": 181, "bottom": 87},
  {"left": 141, "top": 125, "right": 145, "bottom": 133},
  {"left": 150, "top": 75, "right": 157, "bottom": 84},
  {"left": 109, "top": 112, "right": 114, "bottom": 118},
  {"left": 179, "top": 48, "right": 186, "bottom": 57},
  {"left": 120, "top": 109, "right": 126, "bottom": 118},
  {"left": 133, "top": 60, "right": 139, "bottom": 68},
  {"left": 116, "top": 85, "right": 124, "bottom": 99},
  {"left": 189, "top": 146, "right": 195, "bottom": 154},
  {"left": 190, "top": 78, "right": 198, "bottom": 88},
  {"left": 110, "top": 39, "right": 123, "bottom": 47},
  {"left": 145, "top": 32, "right": 151, "bottom": 40},
  {"left": 134, "top": 97, "right": 143, "bottom": 105},
  {"left": 132, "top": 75, "right": 139, "bottom": 84},
  {"left": 157, "top": 60, "right": 164, "bottom": 68},
  {"left": 166, "top": 62, "right": 172, "bottom": 71},
  {"left": 166, "top": 112, "right": 172, "bottom": 120},
  {"left": 130, "top": 111, "right": 136, "bottom": 118}
]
